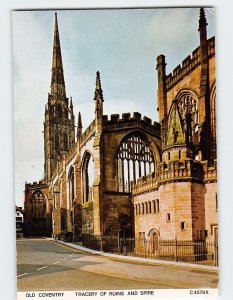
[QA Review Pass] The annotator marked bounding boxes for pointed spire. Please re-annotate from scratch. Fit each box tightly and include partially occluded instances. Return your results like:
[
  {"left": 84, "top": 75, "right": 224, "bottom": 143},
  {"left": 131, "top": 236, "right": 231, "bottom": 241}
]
[
  {"left": 52, "top": 13, "right": 63, "bottom": 69},
  {"left": 50, "top": 13, "right": 66, "bottom": 98},
  {"left": 199, "top": 8, "right": 208, "bottom": 31},
  {"left": 94, "top": 71, "right": 104, "bottom": 102},
  {"left": 166, "top": 100, "right": 185, "bottom": 146}
]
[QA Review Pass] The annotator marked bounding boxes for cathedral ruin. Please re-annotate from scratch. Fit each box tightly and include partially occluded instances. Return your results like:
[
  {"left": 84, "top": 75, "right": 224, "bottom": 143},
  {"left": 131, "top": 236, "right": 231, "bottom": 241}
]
[{"left": 23, "top": 9, "right": 217, "bottom": 255}]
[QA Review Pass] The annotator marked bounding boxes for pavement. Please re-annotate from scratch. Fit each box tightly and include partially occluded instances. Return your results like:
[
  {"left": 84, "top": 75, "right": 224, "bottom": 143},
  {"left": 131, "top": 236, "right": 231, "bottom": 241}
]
[{"left": 52, "top": 238, "right": 219, "bottom": 272}]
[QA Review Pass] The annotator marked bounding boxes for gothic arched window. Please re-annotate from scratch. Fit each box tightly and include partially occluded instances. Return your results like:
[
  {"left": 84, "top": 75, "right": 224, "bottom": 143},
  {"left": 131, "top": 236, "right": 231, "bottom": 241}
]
[
  {"left": 64, "top": 133, "right": 68, "bottom": 151},
  {"left": 177, "top": 91, "right": 199, "bottom": 143},
  {"left": 30, "top": 190, "right": 46, "bottom": 219},
  {"left": 210, "top": 83, "right": 217, "bottom": 160},
  {"left": 117, "top": 132, "right": 155, "bottom": 192},
  {"left": 82, "top": 152, "right": 94, "bottom": 203},
  {"left": 177, "top": 93, "right": 199, "bottom": 124},
  {"left": 68, "top": 167, "right": 75, "bottom": 208}
]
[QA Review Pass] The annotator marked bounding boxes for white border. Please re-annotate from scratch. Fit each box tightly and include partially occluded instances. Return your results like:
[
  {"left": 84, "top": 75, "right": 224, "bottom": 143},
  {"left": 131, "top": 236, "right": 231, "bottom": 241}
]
[
  {"left": 1, "top": 0, "right": 233, "bottom": 300},
  {"left": 17, "top": 289, "right": 218, "bottom": 300}
]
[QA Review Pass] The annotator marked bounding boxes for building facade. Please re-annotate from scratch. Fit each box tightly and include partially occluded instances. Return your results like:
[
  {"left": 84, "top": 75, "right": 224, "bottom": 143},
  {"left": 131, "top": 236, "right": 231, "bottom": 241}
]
[
  {"left": 24, "top": 9, "right": 217, "bottom": 251},
  {"left": 16, "top": 206, "right": 24, "bottom": 238}
]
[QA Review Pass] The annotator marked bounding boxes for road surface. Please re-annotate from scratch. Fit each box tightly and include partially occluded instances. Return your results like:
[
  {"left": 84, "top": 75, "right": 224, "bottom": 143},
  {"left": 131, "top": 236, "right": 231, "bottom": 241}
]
[{"left": 16, "top": 238, "right": 218, "bottom": 291}]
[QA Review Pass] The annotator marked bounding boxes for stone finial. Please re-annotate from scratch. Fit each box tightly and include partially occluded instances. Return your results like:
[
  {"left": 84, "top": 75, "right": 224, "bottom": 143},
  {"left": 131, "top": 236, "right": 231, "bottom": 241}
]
[
  {"left": 94, "top": 71, "right": 104, "bottom": 102},
  {"left": 78, "top": 112, "right": 82, "bottom": 129},
  {"left": 199, "top": 8, "right": 208, "bottom": 31}
]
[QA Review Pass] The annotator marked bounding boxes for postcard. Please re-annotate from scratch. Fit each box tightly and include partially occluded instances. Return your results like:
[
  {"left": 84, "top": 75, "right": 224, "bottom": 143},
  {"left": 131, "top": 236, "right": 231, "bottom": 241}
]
[{"left": 13, "top": 7, "right": 218, "bottom": 299}]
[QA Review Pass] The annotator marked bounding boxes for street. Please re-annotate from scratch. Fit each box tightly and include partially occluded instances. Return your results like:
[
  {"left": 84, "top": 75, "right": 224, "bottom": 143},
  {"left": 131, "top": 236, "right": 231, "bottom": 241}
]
[{"left": 17, "top": 238, "right": 218, "bottom": 291}]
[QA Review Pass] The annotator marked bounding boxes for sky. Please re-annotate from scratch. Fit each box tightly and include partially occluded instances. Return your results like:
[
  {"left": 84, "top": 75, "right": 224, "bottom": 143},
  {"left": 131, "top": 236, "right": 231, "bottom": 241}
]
[{"left": 12, "top": 8, "right": 215, "bottom": 207}]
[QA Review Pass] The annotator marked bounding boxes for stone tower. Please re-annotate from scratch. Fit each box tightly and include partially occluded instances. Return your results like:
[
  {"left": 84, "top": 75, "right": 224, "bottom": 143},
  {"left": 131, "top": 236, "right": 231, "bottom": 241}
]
[{"left": 44, "top": 13, "right": 75, "bottom": 181}]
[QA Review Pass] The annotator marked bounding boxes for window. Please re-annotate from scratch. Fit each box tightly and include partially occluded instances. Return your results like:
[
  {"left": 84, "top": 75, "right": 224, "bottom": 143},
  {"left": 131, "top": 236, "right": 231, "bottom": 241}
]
[
  {"left": 64, "top": 133, "right": 68, "bottom": 151},
  {"left": 145, "top": 202, "right": 148, "bottom": 214},
  {"left": 148, "top": 201, "right": 152, "bottom": 214},
  {"left": 181, "top": 221, "right": 186, "bottom": 230},
  {"left": 30, "top": 190, "right": 46, "bottom": 219},
  {"left": 166, "top": 213, "right": 171, "bottom": 222},
  {"left": 168, "top": 152, "right": 170, "bottom": 160},
  {"left": 68, "top": 167, "right": 75, "bottom": 207},
  {"left": 152, "top": 200, "right": 156, "bottom": 213},
  {"left": 215, "top": 193, "right": 218, "bottom": 212},
  {"left": 138, "top": 203, "right": 141, "bottom": 215},
  {"left": 177, "top": 92, "right": 199, "bottom": 143},
  {"left": 177, "top": 93, "right": 199, "bottom": 124},
  {"left": 142, "top": 203, "right": 145, "bottom": 215},
  {"left": 117, "top": 132, "right": 155, "bottom": 192},
  {"left": 82, "top": 152, "right": 94, "bottom": 203},
  {"left": 156, "top": 199, "right": 160, "bottom": 213},
  {"left": 179, "top": 150, "right": 181, "bottom": 159}
]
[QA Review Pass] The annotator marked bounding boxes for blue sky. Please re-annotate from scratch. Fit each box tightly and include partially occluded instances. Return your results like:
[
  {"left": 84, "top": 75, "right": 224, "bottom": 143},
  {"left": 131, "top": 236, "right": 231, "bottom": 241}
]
[{"left": 13, "top": 8, "right": 215, "bottom": 206}]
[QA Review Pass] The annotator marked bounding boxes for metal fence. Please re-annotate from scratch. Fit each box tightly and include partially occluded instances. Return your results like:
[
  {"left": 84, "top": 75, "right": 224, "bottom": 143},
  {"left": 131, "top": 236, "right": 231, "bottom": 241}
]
[
  {"left": 124, "top": 238, "right": 218, "bottom": 267},
  {"left": 81, "top": 235, "right": 218, "bottom": 267}
]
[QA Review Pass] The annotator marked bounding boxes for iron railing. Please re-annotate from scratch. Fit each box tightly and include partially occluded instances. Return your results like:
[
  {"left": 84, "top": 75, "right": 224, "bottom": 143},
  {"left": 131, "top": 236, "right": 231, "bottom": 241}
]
[{"left": 81, "top": 235, "right": 218, "bottom": 267}]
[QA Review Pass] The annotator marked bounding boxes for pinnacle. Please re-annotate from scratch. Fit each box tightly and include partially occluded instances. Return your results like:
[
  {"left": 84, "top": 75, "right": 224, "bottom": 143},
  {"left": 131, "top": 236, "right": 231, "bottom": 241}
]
[
  {"left": 96, "top": 71, "right": 101, "bottom": 89},
  {"left": 94, "top": 71, "right": 104, "bottom": 102},
  {"left": 78, "top": 112, "right": 82, "bottom": 129},
  {"left": 199, "top": 7, "right": 208, "bottom": 30}
]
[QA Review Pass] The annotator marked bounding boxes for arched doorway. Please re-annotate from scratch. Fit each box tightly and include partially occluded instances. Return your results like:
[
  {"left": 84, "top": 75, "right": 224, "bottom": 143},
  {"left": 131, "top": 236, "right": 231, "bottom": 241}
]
[{"left": 148, "top": 229, "right": 159, "bottom": 255}]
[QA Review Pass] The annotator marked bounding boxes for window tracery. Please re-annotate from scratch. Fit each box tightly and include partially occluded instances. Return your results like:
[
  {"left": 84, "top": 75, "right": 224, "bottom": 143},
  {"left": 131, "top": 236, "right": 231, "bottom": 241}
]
[
  {"left": 30, "top": 191, "right": 46, "bottom": 219},
  {"left": 177, "top": 92, "right": 199, "bottom": 143},
  {"left": 117, "top": 133, "right": 155, "bottom": 192},
  {"left": 177, "top": 94, "right": 199, "bottom": 125}
]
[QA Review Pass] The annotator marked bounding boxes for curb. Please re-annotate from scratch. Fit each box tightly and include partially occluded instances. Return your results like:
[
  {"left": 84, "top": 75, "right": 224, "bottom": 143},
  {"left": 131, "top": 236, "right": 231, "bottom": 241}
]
[{"left": 52, "top": 239, "right": 219, "bottom": 273}]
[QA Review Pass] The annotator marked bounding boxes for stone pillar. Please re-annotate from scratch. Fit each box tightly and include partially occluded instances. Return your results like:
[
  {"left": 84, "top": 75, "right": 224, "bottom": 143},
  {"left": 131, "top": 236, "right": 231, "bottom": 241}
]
[
  {"left": 52, "top": 190, "right": 61, "bottom": 237},
  {"left": 92, "top": 134, "right": 102, "bottom": 236},
  {"left": 156, "top": 54, "right": 167, "bottom": 123},
  {"left": 198, "top": 8, "right": 211, "bottom": 161}
]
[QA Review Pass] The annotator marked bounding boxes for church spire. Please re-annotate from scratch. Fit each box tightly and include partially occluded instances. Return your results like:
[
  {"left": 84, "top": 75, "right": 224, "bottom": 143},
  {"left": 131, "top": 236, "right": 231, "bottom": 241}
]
[
  {"left": 44, "top": 14, "right": 75, "bottom": 182},
  {"left": 50, "top": 13, "right": 66, "bottom": 98}
]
